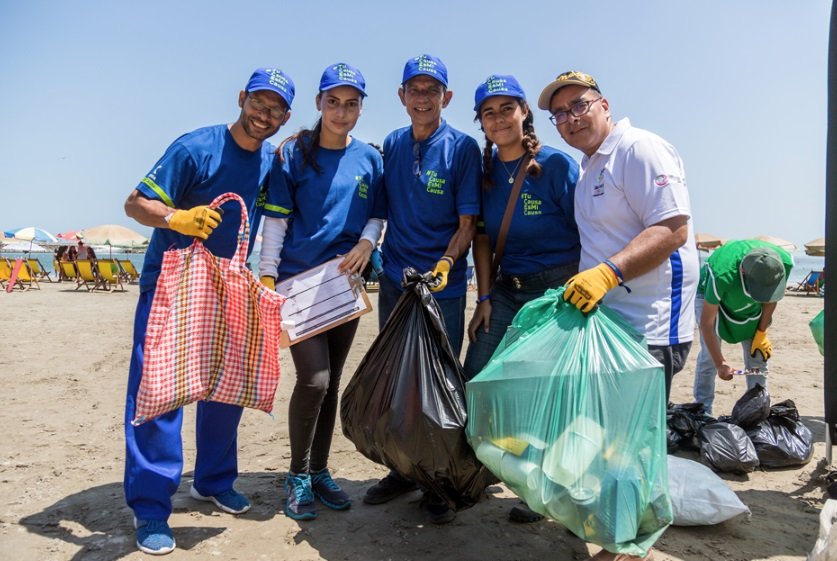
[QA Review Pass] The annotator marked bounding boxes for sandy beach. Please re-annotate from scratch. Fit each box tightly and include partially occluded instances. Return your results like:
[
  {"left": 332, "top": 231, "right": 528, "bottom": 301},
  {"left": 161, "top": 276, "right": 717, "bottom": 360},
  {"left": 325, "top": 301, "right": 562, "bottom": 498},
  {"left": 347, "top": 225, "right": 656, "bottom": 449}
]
[{"left": 0, "top": 281, "right": 827, "bottom": 561}]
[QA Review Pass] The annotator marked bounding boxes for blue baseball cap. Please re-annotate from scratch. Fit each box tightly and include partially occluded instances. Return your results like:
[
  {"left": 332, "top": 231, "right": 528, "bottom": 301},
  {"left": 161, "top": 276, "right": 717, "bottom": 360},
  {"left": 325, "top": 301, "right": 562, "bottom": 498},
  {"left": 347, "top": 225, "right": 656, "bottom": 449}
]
[
  {"left": 319, "top": 62, "right": 367, "bottom": 97},
  {"left": 245, "top": 67, "right": 295, "bottom": 108},
  {"left": 474, "top": 74, "right": 526, "bottom": 111},
  {"left": 402, "top": 54, "right": 448, "bottom": 87}
]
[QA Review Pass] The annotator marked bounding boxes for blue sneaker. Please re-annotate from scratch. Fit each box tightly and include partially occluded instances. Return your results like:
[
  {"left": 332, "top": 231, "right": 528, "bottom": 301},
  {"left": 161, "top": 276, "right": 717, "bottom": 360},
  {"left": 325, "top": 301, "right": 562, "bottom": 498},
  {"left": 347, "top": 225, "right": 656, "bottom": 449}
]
[
  {"left": 311, "top": 468, "right": 352, "bottom": 510},
  {"left": 284, "top": 472, "right": 317, "bottom": 520},
  {"left": 190, "top": 485, "right": 251, "bottom": 515},
  {"left": 134, "top": 517, "right": 176, "bottom": 555}
]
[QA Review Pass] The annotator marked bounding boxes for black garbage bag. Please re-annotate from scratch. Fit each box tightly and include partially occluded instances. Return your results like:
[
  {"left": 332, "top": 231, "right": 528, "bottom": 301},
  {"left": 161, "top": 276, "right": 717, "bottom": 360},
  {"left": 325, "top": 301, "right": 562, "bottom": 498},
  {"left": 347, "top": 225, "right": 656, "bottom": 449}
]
[
  {"left": 340, "top": 268, "right": 494, "bottom": 510},
  {"left": 746, "top": 399, "right": 814, "bottom": 468},
  {"left": 667, "top": 402, "right": 717, "bottom": 452},
  {"left": 699, "top": 422, "right": 760, "bottom": 474},
  {"left": 730, "top": 384, "right": 771, "bottom": 429}
]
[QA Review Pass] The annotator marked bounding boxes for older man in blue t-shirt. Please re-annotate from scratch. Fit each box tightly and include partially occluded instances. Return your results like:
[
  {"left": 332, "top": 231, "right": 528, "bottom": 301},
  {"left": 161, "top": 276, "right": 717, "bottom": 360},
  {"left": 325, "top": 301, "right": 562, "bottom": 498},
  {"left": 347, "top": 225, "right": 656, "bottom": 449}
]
[{"left": 366, "top": 54, "right": 481, "bottom": 524}]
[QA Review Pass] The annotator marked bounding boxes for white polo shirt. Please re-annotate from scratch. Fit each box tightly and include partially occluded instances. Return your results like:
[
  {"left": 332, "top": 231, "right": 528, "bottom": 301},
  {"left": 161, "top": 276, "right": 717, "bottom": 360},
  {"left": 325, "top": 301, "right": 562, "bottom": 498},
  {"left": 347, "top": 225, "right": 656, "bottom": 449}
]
[{"left": 576, "top": 118, "right": 698, "bottom": 346}]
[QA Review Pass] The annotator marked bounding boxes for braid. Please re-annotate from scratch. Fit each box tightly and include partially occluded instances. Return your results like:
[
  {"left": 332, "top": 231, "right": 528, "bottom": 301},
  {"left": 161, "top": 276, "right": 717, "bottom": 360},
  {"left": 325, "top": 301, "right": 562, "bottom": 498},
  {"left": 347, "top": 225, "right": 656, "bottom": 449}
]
[
  {"left": 520, "top": 102, "right": 542, "bottom": 178},
  {"left": 481, "top": 136, "right": 495, "bottom": 189},
  {"left": 276, "top": 118, "right": 323, "bottom": 174}
]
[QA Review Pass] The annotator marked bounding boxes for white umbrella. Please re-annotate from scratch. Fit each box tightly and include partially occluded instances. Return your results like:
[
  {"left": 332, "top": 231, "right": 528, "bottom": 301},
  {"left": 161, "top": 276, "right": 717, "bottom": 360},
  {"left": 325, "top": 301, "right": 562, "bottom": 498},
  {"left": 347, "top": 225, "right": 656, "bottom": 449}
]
[
  {"left": 804, "top": 237, "right": 826, "bottom": 257},
  {"left": 7, "top": 227, "right": 58, "bottom": 258},
  {"left": 752, "top": 234, "right": 797, "bottom": 252}
]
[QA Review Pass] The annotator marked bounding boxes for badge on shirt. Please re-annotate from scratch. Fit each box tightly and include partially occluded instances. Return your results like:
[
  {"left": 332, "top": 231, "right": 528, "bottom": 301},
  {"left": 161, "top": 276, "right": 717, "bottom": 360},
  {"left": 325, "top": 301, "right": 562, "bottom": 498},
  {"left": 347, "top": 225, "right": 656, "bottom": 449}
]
[
  {"left": 654, "top": 174, "right": 684, "bottom": 188},
  {"left": 592, "top": 168, "right": 605, "bottom": 197}
]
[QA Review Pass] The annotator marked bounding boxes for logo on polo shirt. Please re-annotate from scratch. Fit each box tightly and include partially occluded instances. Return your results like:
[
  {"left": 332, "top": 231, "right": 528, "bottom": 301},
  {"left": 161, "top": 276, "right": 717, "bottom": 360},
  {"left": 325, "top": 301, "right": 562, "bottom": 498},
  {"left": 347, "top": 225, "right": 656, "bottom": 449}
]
[
  {"left": 424, "top": 170, "right": 446, "bottom": 195},
  {"left": 356, "top": 175, "right": 369, "bottom": 199},
  {"left": 654, "top": 174, "right": 670, "bottom": 187},
  {"left": 521, "top": 192, "right": 542, "bottom": 216},
  {"left": 592, "top": 168, "right": 605, "bottom": 197}
]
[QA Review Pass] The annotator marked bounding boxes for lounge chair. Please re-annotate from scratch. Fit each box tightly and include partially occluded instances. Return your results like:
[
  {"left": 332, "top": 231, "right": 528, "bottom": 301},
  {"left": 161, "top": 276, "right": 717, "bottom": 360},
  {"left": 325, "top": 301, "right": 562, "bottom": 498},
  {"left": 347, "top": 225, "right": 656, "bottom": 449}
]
[
  {"left": 789, "top": 270, "right": 824, "bottom": 295},
  {"left": 27, "top": 258, "right": 53, "bottom": 282},
  {"left": 1, "top": 258, "right": 40, "bottom": 291},
  {"left": 75, "top": 259, "right": 99, "bottom": 291},
  {"left": 96, "top": 259, "right": 125, "bottom": 292},
  {"left": 59, "top": 261, "right": 88, "bottom": 290},
  {"left": 118, "top": 259, "right": 141, "bottom": 283}
]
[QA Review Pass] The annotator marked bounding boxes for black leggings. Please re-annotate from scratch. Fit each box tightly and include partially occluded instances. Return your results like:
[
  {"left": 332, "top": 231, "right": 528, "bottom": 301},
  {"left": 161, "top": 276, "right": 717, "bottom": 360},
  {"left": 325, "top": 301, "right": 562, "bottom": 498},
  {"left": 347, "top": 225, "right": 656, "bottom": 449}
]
[{"left": 288, "top": 319, "right": 359, "bottom": 474}]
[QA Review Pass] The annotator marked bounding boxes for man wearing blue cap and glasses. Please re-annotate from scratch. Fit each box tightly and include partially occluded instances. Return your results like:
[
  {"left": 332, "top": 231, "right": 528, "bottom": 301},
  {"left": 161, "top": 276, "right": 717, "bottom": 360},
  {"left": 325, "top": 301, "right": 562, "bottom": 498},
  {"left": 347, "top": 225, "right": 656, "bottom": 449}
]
[
  {"left": 123, "top": 67, "right": 294, "bottom": 555},
  {"left": 364, "top": 54, "right": 481, "bottom": 524}
]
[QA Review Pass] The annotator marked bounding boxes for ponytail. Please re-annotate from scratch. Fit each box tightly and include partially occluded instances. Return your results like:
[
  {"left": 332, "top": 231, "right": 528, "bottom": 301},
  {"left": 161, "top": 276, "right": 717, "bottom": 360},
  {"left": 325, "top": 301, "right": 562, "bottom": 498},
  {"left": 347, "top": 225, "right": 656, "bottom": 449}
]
[
  {"left": 520, "top": 102, "right": 542, "bottom": 178},
  {"left": 276, "top": 118, "right": 324, "bottom": 174}
]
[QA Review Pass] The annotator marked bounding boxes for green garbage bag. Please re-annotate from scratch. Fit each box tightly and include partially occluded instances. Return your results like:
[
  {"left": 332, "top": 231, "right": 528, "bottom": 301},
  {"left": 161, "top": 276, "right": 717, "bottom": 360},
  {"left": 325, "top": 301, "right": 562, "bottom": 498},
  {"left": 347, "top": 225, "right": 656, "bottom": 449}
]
[
  {"left": 810, "top": 309, "right": 825, "bottom": 356},
  {"left": 465, "top": 288, "right": 671, "bottom": 557}
]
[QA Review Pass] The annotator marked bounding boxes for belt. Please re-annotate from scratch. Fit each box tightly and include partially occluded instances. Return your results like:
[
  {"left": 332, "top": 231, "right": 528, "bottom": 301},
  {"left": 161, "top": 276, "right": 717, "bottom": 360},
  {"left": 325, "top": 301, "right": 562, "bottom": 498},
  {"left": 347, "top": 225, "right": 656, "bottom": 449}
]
[{"left": 496, "top": 262, "right": 578, "bottom": 292}]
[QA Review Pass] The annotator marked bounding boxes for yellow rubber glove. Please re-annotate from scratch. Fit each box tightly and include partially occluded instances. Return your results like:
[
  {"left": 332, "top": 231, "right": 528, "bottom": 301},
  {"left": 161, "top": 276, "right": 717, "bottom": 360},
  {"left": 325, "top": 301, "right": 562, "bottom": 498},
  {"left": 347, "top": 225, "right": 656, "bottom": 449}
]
[
  {"left": 167, "top": 206, "right": 222, "bottom": 240},
  {"left": 750, "top": 329, "right": 772, "bottom": 361},
  {"left": 260, "top": 276, "right": 275, "bottom": 291},
  {"left": 563, "top": 262, "right": 620, "bottom": 313},
  {"left": 429, "top": 255, "right": 454, "bottom": 293}
]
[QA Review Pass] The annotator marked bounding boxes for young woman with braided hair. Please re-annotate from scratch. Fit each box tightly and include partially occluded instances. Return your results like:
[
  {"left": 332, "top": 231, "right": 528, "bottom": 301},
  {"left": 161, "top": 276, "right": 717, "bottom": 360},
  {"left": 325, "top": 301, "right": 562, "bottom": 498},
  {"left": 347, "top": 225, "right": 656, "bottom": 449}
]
[
  {"left": 259, "top": 63, "right": 384, "bottom": 521},
  {"left": 463, "top": 75, "right": 581, "bottom": 522}
]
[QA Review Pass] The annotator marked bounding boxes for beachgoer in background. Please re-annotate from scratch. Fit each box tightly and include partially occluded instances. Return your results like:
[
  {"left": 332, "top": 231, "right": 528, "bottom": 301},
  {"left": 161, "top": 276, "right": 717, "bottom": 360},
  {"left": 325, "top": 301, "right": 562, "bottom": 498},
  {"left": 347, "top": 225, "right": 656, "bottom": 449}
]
[
  {"left": 693, "top": 240, "right": 793, "bottom": 415},
  {"left": 76, "top": 241, "right": 89, "bottom": 260},
  {"left": 539, "top": 70, "right": 699, "bottom": 561},
  {"left": 258, "top": 62, "right": 384, "bottom": 522},
  {"left": 122, "top": 67, "right": 294, "bottom": 555},
  {"left": 463, "top": 74, "right": 580, "bottom": 523},
  {"left": 363, "top": 54, "right": 481, "bottom": 525}
]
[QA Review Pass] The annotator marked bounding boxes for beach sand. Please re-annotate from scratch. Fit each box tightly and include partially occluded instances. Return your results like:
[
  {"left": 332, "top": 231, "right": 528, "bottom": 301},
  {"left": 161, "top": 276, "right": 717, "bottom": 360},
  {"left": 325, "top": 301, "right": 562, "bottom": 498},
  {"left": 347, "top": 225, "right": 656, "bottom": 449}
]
[{"left": 0, "top": 281, "right": 827, "bottom": 561}]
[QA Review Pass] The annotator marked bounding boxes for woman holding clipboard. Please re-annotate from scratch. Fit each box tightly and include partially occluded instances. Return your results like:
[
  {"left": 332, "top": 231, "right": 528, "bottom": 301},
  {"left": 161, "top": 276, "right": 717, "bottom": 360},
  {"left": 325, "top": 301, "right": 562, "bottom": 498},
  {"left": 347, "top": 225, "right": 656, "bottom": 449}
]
[{"left": 259, "top": 62, "right": 384, "bottom": 521}]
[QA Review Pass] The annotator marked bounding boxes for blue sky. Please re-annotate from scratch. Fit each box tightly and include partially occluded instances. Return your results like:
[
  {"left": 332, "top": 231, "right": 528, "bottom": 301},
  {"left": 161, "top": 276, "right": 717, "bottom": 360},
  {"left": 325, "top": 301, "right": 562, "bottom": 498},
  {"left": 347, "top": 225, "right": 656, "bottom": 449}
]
[{"left": 0, "top": 0, "right": 829, "bottom": 249}]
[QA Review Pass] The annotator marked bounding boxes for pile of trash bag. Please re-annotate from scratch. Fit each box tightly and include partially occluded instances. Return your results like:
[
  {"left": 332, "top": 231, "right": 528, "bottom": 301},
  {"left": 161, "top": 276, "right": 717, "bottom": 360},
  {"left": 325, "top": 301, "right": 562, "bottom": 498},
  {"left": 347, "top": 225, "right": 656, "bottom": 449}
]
[
  {"left": 465, "top": 287, "right": 670, "bottom": 558},
  {"left": 667, "top": 402, "right": 716, "bottom": 452},
  {"left": 340, "top": 268, "right": 494, "bottom": 510},
  {"left": 695, "top": 385, "right": 813, "bottom": 473}
]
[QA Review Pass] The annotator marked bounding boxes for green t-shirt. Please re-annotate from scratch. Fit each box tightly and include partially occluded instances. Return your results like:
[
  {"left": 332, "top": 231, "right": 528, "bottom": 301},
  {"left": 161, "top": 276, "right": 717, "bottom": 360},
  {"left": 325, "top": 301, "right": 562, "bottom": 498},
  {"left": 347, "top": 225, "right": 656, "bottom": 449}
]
[{"left": 698, "top": 240, "right": 793, "bottom": 343}]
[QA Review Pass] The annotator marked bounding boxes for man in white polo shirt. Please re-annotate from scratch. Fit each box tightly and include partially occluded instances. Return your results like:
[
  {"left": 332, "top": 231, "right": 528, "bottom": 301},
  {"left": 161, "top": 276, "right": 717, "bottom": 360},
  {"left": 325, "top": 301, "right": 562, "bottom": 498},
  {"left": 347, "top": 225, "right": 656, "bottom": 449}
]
[
  {"left": 538, "top": 69, "right": 699, "bottom": 561},
  {"left": 538, "top": 70, "right": 699, "bottom": 403}
]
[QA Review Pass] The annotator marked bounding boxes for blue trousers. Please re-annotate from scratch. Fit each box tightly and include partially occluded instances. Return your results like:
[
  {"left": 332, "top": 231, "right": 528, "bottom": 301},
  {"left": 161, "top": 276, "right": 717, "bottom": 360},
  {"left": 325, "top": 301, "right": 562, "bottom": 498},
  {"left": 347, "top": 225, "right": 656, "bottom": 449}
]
[
  {"left": 124, "top": 289, "right": 243, "bottom": 521},
  {"left": 693, "top": 295, "right": 767, "bottom": 416},
  {"left": 378, "top": 274, "right": 466, "bottom": 356}
]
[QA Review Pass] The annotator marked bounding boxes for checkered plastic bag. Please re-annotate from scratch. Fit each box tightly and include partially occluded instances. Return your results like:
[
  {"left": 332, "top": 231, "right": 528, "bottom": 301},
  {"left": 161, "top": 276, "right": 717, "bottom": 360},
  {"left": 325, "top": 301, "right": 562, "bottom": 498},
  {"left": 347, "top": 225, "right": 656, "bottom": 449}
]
[{"left": 133, "top": 192, "right": 285, "bottom": 425}]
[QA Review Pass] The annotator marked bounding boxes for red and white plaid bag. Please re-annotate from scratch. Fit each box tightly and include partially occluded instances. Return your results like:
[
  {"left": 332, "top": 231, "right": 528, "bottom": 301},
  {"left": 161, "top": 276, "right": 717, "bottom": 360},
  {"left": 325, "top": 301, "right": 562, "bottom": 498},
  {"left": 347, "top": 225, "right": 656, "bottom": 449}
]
[{"left": 133, "top": 192, "right": 285, "bottom": 425}]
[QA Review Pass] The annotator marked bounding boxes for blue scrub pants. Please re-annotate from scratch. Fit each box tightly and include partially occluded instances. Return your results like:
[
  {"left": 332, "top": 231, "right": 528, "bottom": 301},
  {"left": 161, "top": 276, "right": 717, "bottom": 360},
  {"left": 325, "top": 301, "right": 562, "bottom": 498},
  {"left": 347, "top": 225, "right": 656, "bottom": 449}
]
[{"left": 124, "top": 289, "right": 243, "bottom": 521}]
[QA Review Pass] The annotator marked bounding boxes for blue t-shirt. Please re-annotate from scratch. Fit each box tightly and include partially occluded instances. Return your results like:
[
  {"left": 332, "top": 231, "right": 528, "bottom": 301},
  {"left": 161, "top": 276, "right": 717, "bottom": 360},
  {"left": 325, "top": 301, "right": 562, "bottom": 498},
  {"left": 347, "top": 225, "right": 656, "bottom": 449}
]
[
  {"left": 136, "top": 125, "right": 274, "bottom": 292},
  {"left": 479, "top": 146, "right": 581, "bottom": 275},
  {"left": 263, "top": 137, "right": 384, "bottom": 277},
  {"left": 378, "top": 120, "right": 481, "bottom": 298}
]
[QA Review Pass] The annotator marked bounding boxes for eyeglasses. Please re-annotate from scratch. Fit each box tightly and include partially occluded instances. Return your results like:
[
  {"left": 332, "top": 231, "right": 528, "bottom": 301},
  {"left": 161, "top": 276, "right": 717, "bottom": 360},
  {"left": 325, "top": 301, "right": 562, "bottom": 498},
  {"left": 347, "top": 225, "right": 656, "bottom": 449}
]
[
  {"left": 412, "top": 143, "right": 422, "bottom": 178},
  {"left": 549, "top": 96, "right": 603, "bottom": 126},
  {"left": 247, "top": 95, "right": 287, "bottom": 120}
]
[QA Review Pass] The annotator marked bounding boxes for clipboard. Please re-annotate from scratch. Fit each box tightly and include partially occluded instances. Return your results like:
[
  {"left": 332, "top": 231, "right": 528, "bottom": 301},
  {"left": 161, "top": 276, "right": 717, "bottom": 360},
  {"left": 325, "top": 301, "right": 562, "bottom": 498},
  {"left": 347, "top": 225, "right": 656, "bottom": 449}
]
[{"left": 276, "top": 256, "right": 372, "bottom": 347}]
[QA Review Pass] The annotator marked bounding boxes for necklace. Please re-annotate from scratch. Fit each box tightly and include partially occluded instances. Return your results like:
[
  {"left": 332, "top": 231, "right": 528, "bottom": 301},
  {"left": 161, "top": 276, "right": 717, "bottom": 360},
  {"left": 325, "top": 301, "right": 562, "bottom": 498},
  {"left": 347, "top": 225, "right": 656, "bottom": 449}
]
[{"left": 500, "top": 157, "right": 523, "bottom": 184}]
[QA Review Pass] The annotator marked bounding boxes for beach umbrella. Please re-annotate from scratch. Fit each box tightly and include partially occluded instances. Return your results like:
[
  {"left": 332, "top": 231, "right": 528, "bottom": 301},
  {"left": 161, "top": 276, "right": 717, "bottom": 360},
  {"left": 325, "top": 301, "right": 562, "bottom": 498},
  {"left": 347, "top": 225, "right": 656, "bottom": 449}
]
[
  {"left": 80, "top": 224, "right": 148, "bottom": 247},
  {"left": 695, "top": 232, "right": 725, "bottom": 251},
  {"left": 752, "top": 234, "right": 797, "bottom": 252},
  {"left": 80, "top": 224, "right": 149, "bottom": 258},
  {"left": 8, "top": 226, "right": 58, "bottom": 243},
  {"left": 804, "top": 237, "right": 826, "bottom": 257},
  {"left": 7, "top": 226, "right": 58, "bottom": 258},
  {"left": 57, "top": 230, "right": 83, "bottom": 241}
]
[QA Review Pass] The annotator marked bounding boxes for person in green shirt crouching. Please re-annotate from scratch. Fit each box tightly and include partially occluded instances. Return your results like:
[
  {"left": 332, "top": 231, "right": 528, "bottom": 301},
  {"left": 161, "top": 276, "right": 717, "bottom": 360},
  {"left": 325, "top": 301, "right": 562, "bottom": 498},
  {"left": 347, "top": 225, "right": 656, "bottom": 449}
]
[{"left": 693, "top": 240, "right": 793, "bottom": 415}]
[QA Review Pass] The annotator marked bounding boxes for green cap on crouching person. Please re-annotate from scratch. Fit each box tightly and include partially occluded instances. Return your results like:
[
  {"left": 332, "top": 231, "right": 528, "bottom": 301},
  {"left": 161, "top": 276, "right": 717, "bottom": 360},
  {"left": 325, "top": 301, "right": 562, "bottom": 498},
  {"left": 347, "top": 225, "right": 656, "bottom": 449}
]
[{"left": 740, "top": 247, "right": 787, "bottom": 303}]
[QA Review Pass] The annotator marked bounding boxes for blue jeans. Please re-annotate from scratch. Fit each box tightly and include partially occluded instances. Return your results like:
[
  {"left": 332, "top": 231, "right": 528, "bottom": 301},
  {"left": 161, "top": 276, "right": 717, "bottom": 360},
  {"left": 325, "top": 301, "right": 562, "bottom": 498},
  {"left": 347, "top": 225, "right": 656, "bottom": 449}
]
[
  {"left": 693, "top": 295, "right": 767, "bottom": 416},
  {"left": 378, "top": 274, "right": 466, "bottom": 356},
  {"left": 463, "top": 262, "right": 578, "bottom": 381}
]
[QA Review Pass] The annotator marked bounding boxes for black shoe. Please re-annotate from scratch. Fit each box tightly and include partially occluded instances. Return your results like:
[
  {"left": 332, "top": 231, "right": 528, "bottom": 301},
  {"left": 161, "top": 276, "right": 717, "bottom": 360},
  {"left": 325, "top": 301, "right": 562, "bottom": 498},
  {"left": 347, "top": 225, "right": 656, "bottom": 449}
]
[
  {"left": 422, "top": 494, "right": 456, "bottom": 525},
  {"left": 508, "top": 503, "right": 544, "bottom": 523},
  {"left": 363, "top": 473, "right": 419, "bottom": 505}
]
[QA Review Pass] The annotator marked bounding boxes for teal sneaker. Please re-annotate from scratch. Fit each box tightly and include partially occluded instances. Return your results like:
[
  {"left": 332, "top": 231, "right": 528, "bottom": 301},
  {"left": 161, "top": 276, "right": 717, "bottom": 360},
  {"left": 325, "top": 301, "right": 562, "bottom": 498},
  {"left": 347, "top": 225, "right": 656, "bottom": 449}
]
[
  {"left": 284, "top": 472, "right": 317, "bottom": 520},
  {"left": 311, "top": 468, "right": 352, "bottom": 510},
  {"left": 190, "top": 486, "right": 251, "bottom": 515},
  {"left": 134, "top": 517, "right": 176, "bottom": 555}
]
